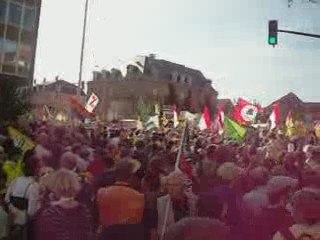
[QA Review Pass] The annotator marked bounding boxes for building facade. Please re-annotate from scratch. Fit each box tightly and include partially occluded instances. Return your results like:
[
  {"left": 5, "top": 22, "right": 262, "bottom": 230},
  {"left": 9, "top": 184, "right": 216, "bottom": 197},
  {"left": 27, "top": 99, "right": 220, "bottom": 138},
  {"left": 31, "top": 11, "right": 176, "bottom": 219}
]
[
  {"left": 265, "top": 92, "right": 320, "bottom": 123},
  {"left": 31, "top": 79, "right": 85, "bottom": 121},
  {"left": 0, "top": 0, "right": 41, "bottom": 85},
  {"left": 87, "top": 56, "right": 218, "bottom": 121}
]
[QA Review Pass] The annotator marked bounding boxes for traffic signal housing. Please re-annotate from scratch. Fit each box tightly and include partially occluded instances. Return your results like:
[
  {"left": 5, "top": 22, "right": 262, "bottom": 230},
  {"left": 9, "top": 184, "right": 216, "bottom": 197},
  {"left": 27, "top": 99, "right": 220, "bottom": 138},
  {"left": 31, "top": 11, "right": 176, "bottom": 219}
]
[{"left": 268, "top": 20, "right": 278, "bottom": 46}]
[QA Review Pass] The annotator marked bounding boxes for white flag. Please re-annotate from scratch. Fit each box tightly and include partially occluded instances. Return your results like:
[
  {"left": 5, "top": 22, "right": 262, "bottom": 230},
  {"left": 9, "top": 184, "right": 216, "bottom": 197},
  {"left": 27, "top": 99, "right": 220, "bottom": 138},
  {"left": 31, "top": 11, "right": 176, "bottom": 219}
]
[{"left": 85, "top": 93, "right": 100, "bottom": 113}]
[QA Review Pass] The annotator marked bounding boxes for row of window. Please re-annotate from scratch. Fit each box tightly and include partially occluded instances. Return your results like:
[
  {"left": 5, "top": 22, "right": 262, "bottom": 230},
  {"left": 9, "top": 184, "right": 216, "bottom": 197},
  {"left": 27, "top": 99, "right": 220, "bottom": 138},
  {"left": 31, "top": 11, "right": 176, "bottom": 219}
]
[
  {"left": 170, "top": 73, "right": 193, "bottom": 84},
  {"left": 0, "top": 0, "right": 36, "bottom": 31}
]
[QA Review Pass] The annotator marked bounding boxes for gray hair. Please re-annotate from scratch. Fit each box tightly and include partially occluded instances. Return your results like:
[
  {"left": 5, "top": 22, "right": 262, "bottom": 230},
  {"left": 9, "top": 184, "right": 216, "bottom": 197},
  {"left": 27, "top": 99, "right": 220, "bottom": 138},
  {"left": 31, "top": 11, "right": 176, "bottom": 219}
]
[{"left": 164, "top": 217, "right": 230, "bottom": 240}]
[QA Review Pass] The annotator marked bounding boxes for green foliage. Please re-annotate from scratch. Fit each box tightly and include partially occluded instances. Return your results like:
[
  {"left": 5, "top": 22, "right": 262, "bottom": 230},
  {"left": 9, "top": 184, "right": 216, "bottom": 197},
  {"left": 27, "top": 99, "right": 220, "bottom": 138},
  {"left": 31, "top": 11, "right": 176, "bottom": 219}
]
[
  {"left": 0, "top": 81, "right": 31, "bottom": 124},
  {"left": 135, "top": 96, "right": 153, "bottom": 123}
]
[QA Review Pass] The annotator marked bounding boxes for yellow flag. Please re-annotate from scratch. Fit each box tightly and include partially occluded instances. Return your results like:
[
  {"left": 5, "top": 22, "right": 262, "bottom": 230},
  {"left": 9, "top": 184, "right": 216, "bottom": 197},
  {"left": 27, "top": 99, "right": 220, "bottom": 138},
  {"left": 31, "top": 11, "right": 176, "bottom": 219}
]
[
  {"left": 316, "top": 124, "right": 320, "bottom": 139},
  {"left": 7, "top": 127, "right": 35, "bottom": 154}
]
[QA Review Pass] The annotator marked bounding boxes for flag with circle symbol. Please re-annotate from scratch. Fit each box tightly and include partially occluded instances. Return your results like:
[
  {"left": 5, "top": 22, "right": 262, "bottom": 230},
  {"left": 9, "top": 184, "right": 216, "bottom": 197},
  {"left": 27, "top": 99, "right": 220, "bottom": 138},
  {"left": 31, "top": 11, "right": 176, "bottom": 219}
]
[{"left": 233, "top": 98, "right": 261, "bottom": 125}]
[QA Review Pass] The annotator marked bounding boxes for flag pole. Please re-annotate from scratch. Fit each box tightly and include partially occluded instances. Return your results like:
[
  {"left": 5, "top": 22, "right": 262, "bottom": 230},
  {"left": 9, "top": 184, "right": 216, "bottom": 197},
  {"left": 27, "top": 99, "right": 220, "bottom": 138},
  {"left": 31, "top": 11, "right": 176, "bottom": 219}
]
[
  {"left": 175, "top": 122, "right": 188, "bottom": 170},
  {"left": 78, "top": 0, "right": 89, "bottom": 96},
  {"left": 160, "top": 122, "right": 188, "bottom": 240}
]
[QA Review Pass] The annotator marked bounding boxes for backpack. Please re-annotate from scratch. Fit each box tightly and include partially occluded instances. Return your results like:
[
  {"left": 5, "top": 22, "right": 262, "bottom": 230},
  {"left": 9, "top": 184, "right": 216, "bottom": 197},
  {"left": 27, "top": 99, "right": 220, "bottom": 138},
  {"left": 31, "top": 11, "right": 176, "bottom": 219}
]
[{"left": 280, "top": 228, "right": 316, "bottom": 240}]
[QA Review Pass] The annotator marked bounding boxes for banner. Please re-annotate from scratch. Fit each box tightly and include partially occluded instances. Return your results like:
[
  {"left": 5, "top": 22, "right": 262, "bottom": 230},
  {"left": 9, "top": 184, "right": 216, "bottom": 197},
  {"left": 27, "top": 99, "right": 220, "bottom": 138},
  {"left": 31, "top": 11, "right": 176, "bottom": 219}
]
[{"left": 7, "top": 127, "right": 35, "bottom": 154}]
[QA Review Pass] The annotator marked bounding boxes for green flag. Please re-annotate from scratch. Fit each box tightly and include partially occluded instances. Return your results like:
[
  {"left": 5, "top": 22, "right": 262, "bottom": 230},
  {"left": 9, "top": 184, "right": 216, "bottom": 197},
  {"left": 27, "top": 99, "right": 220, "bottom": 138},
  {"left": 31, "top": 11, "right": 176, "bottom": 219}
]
[{"left": 224, "top": 116, "right": 247, "bottom": 142}]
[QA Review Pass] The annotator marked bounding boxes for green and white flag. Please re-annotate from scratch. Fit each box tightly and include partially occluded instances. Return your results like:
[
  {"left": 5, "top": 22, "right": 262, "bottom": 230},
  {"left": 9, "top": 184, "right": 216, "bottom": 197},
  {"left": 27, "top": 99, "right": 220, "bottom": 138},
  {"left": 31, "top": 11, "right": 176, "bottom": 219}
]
[
  {"left": 145, "top": 115, "right": 159, "bottom": 131},
  {"left": 224, "top": 116, "right": 247, "bottom": 142}
]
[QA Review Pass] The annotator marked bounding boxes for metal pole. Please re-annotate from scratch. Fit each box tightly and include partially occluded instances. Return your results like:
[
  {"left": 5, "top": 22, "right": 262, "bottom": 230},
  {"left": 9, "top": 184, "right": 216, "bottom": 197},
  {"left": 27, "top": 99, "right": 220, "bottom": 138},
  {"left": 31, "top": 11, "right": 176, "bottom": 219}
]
[
  {"left": 78, "top": 0, "right": 89, "bottom": 96},
  {"left": 278, "top": 29, "right": 320, "bottom": 39}
]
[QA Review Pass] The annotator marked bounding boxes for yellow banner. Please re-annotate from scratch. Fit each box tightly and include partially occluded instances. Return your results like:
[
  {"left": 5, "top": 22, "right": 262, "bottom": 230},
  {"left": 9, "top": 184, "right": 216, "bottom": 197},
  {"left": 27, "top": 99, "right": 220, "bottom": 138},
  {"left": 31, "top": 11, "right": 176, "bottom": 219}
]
[{"left": 7, "top": 127, "right": 35, "bottom": 154}]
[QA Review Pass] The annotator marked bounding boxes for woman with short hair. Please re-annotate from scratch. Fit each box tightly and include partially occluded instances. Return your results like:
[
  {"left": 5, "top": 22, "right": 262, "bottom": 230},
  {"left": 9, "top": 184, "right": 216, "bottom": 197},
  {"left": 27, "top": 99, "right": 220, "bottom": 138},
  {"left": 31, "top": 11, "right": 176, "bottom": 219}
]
[{"left": 36, "top": 169, "right": 93, "bottom": 240}]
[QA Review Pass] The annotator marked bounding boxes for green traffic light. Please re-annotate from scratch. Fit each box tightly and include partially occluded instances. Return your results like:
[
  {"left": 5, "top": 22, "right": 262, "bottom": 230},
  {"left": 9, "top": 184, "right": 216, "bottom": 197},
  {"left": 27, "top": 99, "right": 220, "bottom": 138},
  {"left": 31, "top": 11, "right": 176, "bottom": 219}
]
[{"left": 268, "top": 36, "right": 277, "bottom": 45}]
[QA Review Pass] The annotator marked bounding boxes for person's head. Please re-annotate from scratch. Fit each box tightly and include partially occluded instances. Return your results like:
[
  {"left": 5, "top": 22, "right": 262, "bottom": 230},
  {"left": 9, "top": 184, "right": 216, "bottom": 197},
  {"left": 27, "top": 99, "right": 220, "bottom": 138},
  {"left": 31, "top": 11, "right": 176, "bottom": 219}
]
[
  {"left": 267, "top": 176, "right": 298, "bottom": 206},
  {"left": 248, "top": 166, "right": 269, "bottom": 188},
  {"left": 49, "top": 169, "right": 81, "bottom": 199},
  {"left": 291, "top": 189, "right": 320, "bottom": 225},
  {"left": 37, "top": 132, "right": 49, "bottom": 147},
  {"left": 114, "top": 159, "right": 135, "bottom": 182},
  {"left": 60, "top": 152, "right": 78, "bottom": 171},
  {"left": 164, "top": 217, "right": 230, "bottom": 240},
  {"left": 72, "top": 144, "right": 82, "bottom": 155},
  {"left": 165, "top": 171, "right": 185, "bottom": 199},
  {"left": 216, "top": 162, "right": 242, "bottom": 185}
]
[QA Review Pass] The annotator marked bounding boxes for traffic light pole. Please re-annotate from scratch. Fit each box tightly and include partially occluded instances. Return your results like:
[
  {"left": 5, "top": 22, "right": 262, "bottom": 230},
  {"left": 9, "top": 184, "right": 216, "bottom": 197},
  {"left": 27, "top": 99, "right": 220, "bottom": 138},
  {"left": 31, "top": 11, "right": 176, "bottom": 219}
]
[{"left": 278, "top": 29, "right": 320, "bottom": 39}]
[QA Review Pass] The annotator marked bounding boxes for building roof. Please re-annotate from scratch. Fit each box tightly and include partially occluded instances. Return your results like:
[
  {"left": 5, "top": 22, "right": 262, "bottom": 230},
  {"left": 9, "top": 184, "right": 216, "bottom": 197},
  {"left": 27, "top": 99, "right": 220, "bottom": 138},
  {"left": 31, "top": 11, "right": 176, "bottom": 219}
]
[
  {"left": 217, "top": 99, "right": 233, "bottom": 107},
  {"left": 304, "top": 102, "right": 320, "bottom": 112},
  {"left": 266, "top": 92, "right": 304, "bottom": 110},
  {"left": 143, "top": 57, "right": 210, "bottom": 86},
  {"left": 34, "top": 80, "right": 86, "bottom": 96}
]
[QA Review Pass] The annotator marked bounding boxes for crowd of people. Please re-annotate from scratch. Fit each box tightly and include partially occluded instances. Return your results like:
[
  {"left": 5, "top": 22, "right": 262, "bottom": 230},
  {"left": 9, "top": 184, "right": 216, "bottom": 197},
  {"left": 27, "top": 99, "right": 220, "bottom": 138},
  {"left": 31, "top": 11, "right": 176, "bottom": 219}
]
[{"left": 0, "top": 120, "right": 319, "bottom": 240}]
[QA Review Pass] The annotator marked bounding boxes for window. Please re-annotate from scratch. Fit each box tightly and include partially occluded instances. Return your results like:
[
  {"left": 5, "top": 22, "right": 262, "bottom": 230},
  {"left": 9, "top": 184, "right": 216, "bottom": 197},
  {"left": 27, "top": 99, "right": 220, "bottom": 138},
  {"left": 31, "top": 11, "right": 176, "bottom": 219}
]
[
  {"left": 23, "top": 7, "right": 35, "bottom": 30},
  {"left": 1, "top": 38, "right": 18, "bottom": 62},
  {"left": 0, "top": 0, "right": 7, "bottom": 23},
  {"left": 8, "top": 2, "right": 22, "bottom": 26}
]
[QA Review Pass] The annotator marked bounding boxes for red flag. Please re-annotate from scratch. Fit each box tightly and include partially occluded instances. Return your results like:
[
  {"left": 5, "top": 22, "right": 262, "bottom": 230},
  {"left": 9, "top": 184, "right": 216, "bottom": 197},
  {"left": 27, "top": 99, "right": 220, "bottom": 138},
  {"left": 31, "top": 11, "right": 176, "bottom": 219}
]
[
  {"left": 212, "top": 108, "right": 225, "bottom": 135},
  {"left": 198, "top": 106, "right": 212, "bottom": 130},
  {"left": 269, "top": 103, "right": 281, "bottom": 129},
  {"left": 179, "top": 152, "right": 193, "bottom": 179},
  {"left": 233, "top": 98, "right": 261, "bottom": 125},
  {"left": 69, "top": 97, "right": 94, "bottom": 118}
]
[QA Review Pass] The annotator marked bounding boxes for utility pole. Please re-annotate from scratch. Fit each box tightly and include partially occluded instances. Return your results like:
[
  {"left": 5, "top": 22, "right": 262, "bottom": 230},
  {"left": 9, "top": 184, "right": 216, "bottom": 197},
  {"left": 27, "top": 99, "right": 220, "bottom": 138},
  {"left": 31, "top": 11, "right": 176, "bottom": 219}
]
[{"left": 78, "top": 0, "right": 89, "bottom": 96}]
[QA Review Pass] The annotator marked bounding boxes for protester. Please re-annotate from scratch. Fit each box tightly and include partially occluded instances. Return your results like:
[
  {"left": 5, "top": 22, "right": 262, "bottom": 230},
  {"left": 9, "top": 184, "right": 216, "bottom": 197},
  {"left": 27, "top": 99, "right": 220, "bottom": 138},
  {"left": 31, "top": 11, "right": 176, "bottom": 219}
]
[
  {"left": 4, "top": 148, "right": 40, "bottom": 239},
  {"left": 0, "top": 117, "right": 318, "bottom": 240},
  {"left": 97, "top": 159, "right": 145, "bottom": 240},
  {"left": 36, "top": 169, "right": 93, "bottom": 240},
  {"left": 157, "top": 171, "right": 197, "bottom": 237},
  {"left": 273, "top": 189, "right": 320, "bottom": 240},
  {"left": 164, "top": 217, "right": 230, "bottom": 240}
]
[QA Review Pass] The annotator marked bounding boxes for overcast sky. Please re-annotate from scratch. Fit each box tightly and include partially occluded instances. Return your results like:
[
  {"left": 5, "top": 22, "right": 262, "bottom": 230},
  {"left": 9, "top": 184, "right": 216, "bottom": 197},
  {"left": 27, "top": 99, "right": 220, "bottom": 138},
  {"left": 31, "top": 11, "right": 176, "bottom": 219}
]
[{"left": 34, "top": 0, "right": 320, "bottom": 106}]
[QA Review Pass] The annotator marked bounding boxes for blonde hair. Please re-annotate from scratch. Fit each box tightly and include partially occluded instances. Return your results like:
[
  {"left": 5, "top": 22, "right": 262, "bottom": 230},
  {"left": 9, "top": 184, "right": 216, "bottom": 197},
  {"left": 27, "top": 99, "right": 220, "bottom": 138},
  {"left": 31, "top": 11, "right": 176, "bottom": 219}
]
[
  {"left": 165, "top": 171, "right": 186, "bottom": 186},
  {"left": 49, "top": 169, "right": 81, "bottom": 198}
]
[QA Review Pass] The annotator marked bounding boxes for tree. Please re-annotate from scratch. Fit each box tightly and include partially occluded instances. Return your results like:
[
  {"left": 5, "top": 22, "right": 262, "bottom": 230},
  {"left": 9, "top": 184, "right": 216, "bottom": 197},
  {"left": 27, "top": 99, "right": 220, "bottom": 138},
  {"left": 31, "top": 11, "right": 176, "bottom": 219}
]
[
  {"left": 0, "top": 81, "right": 31, "bottom": 124},
  {"left": 135, "top": 96, "right": 153, "bottom": 123}
]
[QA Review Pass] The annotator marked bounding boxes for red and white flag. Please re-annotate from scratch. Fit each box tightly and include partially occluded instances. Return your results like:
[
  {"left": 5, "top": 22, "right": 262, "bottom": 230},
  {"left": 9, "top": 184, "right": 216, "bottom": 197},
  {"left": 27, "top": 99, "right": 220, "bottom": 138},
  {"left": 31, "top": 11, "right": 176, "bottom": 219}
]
[
  {"left": 173, "top": 105, "right": 179, "bottom": 128},
  {"left": 85, "top": 93, "right": 100, "bottom": 113},
  {"left": 212, "top": 108, "right": 225, "bottom": 135},
  {"left": 269, "top": 103, "right": 281, "bottom": 130},
  {"left": 233, "top": 98, "right": 261, "bottom": 125},
  {"left": 198, "top": 106, "right": 212, "bottom": 130}
]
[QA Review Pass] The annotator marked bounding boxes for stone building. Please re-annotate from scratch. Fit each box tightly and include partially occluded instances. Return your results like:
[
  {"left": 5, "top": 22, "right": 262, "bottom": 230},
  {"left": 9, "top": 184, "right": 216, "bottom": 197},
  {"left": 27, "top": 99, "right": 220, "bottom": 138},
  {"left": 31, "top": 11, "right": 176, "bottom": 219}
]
[
  {"left": 265, "top": 92, "right": 320, "bottom": 123},
  {"left": 87, "top": 56, "right": 218, "bottom": 121},
  {"left": 31, "top": 79, "right": 85, "bottom": 121}
]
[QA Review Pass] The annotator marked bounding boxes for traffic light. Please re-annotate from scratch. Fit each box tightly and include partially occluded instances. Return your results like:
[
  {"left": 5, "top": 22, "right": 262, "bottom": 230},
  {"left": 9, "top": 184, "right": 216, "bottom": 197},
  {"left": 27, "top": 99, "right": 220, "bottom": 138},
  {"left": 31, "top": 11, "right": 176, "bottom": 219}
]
[{"left": 268, "top": 20, "right": 278, "bottom": 46}]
